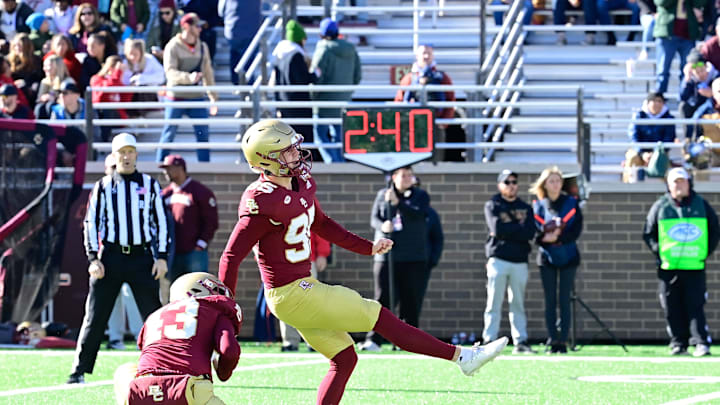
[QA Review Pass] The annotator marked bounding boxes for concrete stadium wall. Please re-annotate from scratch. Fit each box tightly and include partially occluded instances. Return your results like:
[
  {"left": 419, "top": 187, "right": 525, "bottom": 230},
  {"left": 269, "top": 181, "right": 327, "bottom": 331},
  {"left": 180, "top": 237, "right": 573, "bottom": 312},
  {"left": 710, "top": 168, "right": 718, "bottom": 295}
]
[{"left": 83, "top": 161, "right": 720, "bottom": 343}]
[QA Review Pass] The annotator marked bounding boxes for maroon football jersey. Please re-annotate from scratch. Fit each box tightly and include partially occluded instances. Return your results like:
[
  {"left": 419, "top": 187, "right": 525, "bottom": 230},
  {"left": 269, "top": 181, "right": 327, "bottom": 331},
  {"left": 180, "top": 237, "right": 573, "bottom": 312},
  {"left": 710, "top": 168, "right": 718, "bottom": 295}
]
[
  {"left": 136, "top": 295, "right": 241, "bottom": 379},
  {"left": 219, "top": 173, "right": 374, "bottom": 292}
]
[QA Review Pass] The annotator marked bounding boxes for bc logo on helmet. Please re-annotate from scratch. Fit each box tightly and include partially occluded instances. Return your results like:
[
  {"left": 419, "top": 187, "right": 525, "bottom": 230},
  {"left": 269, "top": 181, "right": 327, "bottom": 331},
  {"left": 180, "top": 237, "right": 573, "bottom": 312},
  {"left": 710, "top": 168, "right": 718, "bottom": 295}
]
[{"left": 668, "top": 223, "right": 702, "bottom": 242}]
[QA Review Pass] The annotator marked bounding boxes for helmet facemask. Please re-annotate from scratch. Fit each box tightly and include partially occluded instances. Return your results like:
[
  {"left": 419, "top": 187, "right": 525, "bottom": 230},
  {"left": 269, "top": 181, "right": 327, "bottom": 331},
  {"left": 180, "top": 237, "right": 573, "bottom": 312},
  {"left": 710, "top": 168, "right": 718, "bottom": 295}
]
[{"left": 258, "top": 134, "right": 313, "bottom": 177}]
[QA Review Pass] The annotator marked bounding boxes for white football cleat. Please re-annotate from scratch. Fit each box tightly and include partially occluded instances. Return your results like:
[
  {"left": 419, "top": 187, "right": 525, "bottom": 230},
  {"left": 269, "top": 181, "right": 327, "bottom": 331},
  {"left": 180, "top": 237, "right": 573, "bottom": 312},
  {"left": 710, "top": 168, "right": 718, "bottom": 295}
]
[
  {"left": 458, "top": 337, "right": 508, "bottom": 376},
  {"left": 358, "top": 340, "right": 381, "bottom": 352}
]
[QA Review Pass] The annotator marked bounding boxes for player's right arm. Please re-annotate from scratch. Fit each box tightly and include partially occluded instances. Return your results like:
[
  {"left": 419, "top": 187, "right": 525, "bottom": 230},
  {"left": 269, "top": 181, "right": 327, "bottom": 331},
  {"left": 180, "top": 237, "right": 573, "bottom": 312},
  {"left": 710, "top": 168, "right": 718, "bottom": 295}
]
[
  {"left": 83, "top": 179, "right": 106, "bottom": 262},
  {"left": 219, "top": 186, "right": 275, "bottom": 295},
  {"left": 219, "top": 215, "right": 273, "bottom": 296}
]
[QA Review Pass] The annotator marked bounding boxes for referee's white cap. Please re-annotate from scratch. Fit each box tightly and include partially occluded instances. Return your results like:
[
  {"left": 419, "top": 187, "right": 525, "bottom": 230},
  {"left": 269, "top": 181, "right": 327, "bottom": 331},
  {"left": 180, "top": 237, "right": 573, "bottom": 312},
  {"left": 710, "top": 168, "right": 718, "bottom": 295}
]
[{"left": 112, "top": 133, "right": 137, "bottom": 153}]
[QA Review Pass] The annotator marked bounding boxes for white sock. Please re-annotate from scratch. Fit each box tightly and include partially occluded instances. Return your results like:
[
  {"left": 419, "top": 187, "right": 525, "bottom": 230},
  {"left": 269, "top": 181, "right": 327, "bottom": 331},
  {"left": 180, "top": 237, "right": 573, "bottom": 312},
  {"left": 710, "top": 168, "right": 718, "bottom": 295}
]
[{"left": 456, "top": 347, "right": 474, "bottom": 364}]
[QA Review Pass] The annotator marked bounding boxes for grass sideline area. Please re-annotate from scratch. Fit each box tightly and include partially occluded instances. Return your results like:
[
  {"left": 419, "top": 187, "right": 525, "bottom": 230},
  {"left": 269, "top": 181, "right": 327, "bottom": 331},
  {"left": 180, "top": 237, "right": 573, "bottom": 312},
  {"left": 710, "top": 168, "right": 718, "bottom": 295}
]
[{"left": 1, "top": 344, "right": 719, "bottom": 404}]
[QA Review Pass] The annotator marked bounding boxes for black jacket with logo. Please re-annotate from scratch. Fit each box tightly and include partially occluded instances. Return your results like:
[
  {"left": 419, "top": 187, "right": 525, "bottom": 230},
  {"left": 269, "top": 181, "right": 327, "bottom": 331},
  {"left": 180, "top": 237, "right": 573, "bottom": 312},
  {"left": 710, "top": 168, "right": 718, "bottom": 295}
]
[{"left": 484, "top": 193, "right": 535, "bottom": 263}]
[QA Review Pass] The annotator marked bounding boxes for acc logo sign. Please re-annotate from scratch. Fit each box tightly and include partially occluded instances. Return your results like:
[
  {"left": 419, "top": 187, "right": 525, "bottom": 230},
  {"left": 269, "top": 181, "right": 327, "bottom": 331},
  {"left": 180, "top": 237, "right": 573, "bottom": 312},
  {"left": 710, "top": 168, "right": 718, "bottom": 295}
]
[{"left": 668, "top": 223, "right": 702, "bottom": 242}]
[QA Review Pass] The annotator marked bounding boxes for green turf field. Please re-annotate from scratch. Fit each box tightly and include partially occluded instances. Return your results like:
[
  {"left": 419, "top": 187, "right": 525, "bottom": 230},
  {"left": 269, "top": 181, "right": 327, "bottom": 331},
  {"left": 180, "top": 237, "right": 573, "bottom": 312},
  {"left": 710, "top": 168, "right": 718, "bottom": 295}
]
[{"left": 1, "top": 344, "right": 719, "bottom": 404}]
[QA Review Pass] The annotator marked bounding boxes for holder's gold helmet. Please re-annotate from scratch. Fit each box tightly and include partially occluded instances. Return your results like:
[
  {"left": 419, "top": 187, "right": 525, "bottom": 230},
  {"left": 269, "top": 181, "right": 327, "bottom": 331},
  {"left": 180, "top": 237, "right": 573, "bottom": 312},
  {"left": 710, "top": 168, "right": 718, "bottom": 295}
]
[
  {"left": 169, "top": 272, "right": 233, "bottom": 302},
  {"left": 241, "top": 119, "right": 311, "bottom": 177}
]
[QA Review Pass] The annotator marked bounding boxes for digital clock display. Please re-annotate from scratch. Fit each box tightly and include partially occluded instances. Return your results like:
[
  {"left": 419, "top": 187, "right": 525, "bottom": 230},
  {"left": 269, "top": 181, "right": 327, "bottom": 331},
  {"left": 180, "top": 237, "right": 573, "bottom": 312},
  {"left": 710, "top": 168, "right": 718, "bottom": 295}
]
[{"left": 342, "top": 107, "right": 434, "bottom": 155}]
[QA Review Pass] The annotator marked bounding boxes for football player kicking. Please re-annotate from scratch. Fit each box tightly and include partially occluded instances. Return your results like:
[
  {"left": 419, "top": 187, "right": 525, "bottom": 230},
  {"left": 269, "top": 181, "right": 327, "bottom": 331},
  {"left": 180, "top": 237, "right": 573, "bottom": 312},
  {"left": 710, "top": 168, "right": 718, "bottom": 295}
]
[
  {"left": 113, "top": 272, "right": 242, "bottom": 405},
  {"left": 219, "top": 120, "right": 509, "bottom": 405}
]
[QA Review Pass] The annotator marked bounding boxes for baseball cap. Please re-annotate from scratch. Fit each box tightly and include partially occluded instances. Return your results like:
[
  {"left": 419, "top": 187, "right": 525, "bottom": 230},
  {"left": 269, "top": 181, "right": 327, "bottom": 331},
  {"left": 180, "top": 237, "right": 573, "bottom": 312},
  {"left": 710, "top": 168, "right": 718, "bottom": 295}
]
[
  {"left": 497, "top": 169, "right": 518, "bottom": 183},
  {"left": 667, "top": 167, "right": 690, "bottom": 183},
  {"left": 319, "top": 18, "right": 338, "bottom": 38},
  {"left": 159, "top": 154, "right": 186, "bottom": 170},
  {"left": 59, "top": 80, "right": 80, "bottom": 94},
  {"left": 0, "top": 84, "right": 18, "bottom": 96},
  {"left": 111, "top": 133, "right": 137, "bottom": 153},
  {"left": 180, "top": 12, "right": 205, "bottom": 27}
]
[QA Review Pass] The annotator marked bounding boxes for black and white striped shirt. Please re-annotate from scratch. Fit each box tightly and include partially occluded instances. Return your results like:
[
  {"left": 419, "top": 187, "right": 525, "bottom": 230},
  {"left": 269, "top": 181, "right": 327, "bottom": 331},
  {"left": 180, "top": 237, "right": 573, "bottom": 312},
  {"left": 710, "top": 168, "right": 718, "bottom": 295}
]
[{"left": 83, "top": 171, "right": 169, "bottom": 261}]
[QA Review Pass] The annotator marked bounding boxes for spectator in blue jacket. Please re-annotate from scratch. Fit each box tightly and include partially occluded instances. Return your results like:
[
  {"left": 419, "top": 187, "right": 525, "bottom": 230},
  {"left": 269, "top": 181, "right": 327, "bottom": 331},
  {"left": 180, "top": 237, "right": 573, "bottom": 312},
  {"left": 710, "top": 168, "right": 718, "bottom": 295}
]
[
  {"left": 679, "top": 50, "right": 718, "bottom": 139},
  {"left": 628, "top": 92, "right": 676, "bottom": 164}
]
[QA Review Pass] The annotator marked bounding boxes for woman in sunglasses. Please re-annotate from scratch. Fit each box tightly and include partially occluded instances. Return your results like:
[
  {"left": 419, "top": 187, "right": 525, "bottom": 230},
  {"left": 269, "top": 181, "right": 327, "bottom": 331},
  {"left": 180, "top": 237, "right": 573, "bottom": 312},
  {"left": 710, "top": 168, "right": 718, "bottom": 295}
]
[
  {"left": 68, "top": 2, "right": 114, "bottom": 53},
  {"left": 530, "top": 166, "right": 583, "bottom": 355},
  {"left": 145, "top": 0, "right": 180, "bottom": 62}
]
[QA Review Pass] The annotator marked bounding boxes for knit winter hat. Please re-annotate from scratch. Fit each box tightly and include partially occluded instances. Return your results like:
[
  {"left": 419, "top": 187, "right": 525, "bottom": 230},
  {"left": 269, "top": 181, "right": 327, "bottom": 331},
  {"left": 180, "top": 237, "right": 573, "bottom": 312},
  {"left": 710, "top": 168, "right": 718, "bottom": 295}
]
[
  {"left": 158, "top": 0, "right": 176, "bottom": 9},
  {"left": 319, "top": 18, "right": 338, "bottom": 38},
  {"left": 285, "top": 20, "right": 306, "bottom": 44},
  {"left": 25, "top": 13, "right": 46, "bottom": 31}
]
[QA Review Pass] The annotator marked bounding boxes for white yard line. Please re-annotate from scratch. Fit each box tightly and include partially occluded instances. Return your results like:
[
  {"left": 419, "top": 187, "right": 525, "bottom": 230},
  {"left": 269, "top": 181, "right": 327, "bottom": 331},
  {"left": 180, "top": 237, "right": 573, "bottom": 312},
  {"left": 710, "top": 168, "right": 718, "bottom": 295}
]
[
  {"left": 0, "top": 381, "right": 114, "bottom": 397},
  {"left": 659, "top": 391, "right": 720, "bottom": 405},
  {"left": 3, "top": 350, "right": 720, "bottom": 363},
  {"left": 0, "top": 359, "right": 327, "bottom": 398}
]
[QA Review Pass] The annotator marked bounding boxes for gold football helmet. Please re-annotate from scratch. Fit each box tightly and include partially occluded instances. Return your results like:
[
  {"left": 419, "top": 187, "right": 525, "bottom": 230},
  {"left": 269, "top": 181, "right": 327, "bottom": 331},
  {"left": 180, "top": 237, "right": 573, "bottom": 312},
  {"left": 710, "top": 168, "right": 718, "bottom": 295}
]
[
  {"left": 241, "top": 119, "right": 311, "bottom": 177},
  {"left": 169, "top": 272, "right": 233, "bottom": 302}
]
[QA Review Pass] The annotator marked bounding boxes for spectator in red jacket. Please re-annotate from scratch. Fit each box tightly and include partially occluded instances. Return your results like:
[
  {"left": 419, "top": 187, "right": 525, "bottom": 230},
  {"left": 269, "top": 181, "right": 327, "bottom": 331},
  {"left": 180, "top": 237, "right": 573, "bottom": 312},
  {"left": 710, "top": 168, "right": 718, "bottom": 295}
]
[
  {"left": 43, "top": 34, "right": 82, "bottom": 84},
  {"left": 159, "top": 155, "right": 219, "bottom": 283},
  {"left": 90, "top": 55, "right": 130, "bottom": 141},
  {"left": 394, "top": 44, "right": 455, "bottom": 160}
]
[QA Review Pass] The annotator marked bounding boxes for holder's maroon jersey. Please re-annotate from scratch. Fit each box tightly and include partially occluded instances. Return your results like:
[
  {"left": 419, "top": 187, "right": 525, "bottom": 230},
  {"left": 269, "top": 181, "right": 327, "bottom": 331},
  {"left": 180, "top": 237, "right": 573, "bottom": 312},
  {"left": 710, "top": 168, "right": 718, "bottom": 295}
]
[
  {"left": 136, "top": 295, "right": 241, "bottom": 381},
  {"left": 219, "top": 172, "right": 373, "bottom": 293}
]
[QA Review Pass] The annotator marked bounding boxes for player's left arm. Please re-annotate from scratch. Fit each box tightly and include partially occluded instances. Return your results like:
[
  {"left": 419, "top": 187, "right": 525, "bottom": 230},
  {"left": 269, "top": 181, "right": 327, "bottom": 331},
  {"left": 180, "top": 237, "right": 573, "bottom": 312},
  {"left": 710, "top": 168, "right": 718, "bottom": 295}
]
[
  {"left": 312, "top": 199, "right": 392, "bottom": 255},
  {"left": 212, "top": 316, "right": 240, "bottom": 382}
]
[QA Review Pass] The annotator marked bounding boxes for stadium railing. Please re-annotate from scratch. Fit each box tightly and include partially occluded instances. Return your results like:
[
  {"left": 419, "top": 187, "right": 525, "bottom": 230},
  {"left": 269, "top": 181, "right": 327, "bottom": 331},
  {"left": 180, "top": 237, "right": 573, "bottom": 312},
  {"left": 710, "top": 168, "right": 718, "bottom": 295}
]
[{"left": 38, "top": 82, "right": 718, "bottom": 180}]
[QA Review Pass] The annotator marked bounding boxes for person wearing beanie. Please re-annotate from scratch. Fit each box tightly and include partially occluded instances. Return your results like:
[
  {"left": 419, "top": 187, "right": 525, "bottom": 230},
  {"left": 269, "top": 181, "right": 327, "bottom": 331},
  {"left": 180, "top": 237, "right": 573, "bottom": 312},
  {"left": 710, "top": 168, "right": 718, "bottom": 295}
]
[
  {"left": 285, "top": 19, "right": 306, "bottom": 43},
  {"left": 310, "top": 18, "right": 361, "bottom": 162},
  {"left": 27, "top": 13, "right": 53, "bottom": 57},
  {"left": 678, "top": 49, "right": 718, "bottom": 139},
  {"left": 268, "top": 20, "right": 320, "bottom": 162},
  {"left": 146, "top": 0, "right": 180, "bottom": 62},
  {"left": 219, "top": 0, "right": 261, "bottom": 84}
]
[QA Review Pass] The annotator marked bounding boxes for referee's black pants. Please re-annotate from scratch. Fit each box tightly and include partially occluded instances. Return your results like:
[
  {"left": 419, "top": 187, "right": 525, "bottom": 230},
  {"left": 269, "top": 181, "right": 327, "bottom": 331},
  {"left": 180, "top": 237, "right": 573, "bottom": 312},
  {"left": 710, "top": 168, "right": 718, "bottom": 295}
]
[
  {"left": 658, "top": 269, "right": 710, "bottom": 349},
  {"left": 71, "top": 245, "right": 161, "bottom": 375}
]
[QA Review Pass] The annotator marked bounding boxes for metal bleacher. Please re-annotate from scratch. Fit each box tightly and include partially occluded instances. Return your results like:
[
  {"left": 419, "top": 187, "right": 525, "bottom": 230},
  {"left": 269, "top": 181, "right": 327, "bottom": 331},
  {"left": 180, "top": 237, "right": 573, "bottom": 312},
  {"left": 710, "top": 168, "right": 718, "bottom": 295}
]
[
  {"left": 493, "top": 8, "right": 694, "bottom": 181},
  {"left": 120, "top": 0, "right": 486, "bottom": 164}
]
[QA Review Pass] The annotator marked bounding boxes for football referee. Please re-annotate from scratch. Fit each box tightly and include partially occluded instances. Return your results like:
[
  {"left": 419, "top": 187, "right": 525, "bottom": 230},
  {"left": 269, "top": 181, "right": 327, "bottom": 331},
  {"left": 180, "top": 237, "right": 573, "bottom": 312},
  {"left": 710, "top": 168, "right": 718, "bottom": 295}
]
[{"left": 67, "top": 133, "right": 169, "bottom": 384}]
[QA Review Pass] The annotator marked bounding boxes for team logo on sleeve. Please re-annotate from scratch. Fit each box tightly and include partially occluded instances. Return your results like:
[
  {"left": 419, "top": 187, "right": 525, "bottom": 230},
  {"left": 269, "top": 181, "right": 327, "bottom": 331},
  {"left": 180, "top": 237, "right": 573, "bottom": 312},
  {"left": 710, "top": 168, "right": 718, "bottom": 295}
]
[
  {"left": 246, "top": 199, "right": 259, "bottom": 215},
  {"left": 284, "top": 196, "right": 291, "bottom": 205},
  {"left": 209, "top": 197, "right": 217, "bottom": 207}
]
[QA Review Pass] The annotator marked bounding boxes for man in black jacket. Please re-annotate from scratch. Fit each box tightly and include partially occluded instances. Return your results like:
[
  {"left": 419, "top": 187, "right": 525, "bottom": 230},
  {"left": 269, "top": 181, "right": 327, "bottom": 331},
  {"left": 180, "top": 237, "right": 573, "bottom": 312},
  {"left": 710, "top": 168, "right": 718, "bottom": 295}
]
[
  {"left": 483, "top": 170, "right": 537, "bottom": 354},
  {"left": 360, "top": 166, "right": 429, "bottom": 351}
]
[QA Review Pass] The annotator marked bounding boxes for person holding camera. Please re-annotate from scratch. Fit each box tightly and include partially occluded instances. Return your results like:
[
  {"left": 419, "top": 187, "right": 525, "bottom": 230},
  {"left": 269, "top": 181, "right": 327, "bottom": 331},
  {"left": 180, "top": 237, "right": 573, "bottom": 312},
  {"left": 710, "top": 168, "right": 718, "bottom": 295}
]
[
  {"left": 158, "top": 12, "right": 217, "bottom": 163},
  {"left": 359, "top": 166, "right": 430, "bottom": 351},
  {"left": 643, "top": 167, "right": 719, "bottom": 356},
  {"left": 530, "top": 166, "right": 583, "bottom": 354}
]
